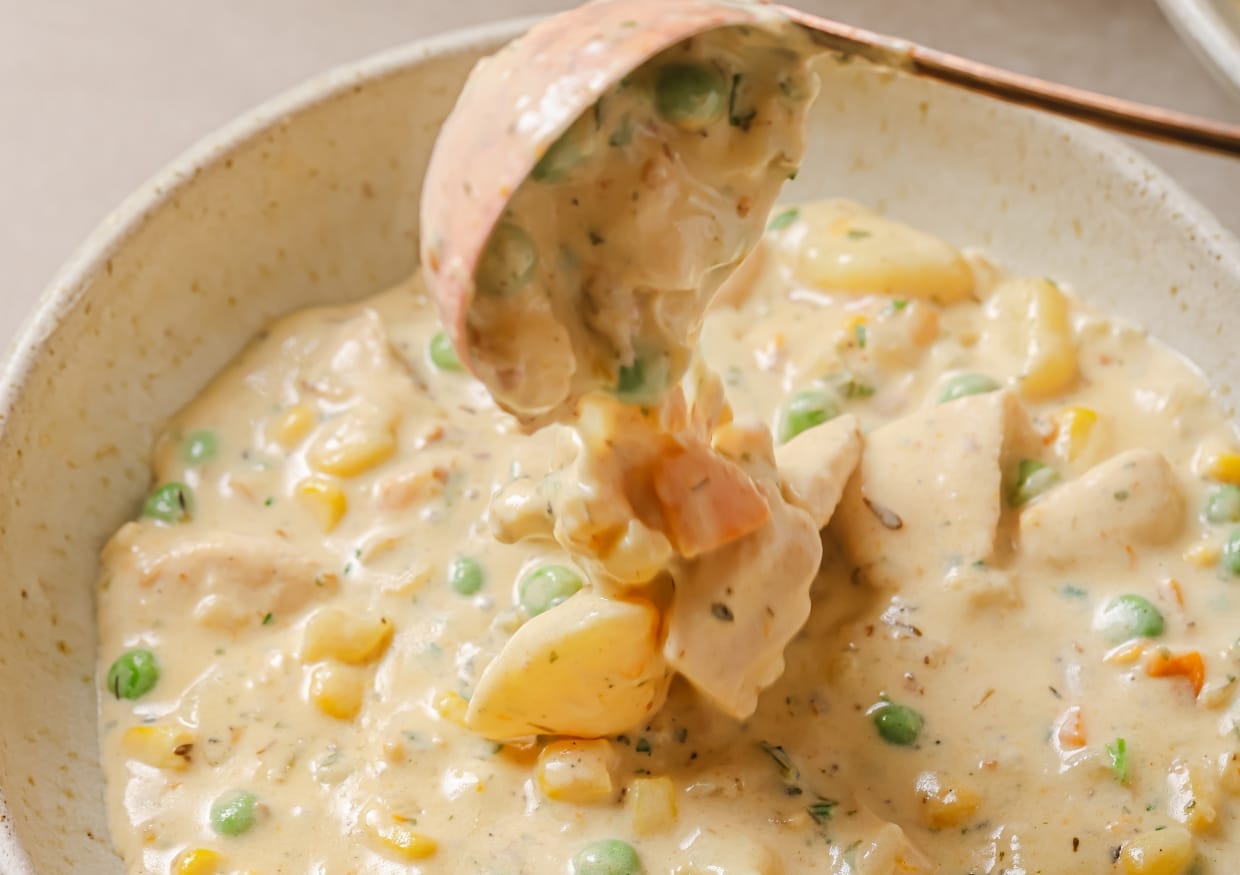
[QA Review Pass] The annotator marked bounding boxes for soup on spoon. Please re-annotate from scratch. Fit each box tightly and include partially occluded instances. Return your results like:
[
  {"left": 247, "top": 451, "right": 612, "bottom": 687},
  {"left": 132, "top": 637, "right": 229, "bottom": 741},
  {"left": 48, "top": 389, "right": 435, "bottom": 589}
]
[
  {"left": 421, "top": 0, "right": 820, "bottom": 424},
  {"left": 421, "top": 0, "right": 857, "bottom": 732}
]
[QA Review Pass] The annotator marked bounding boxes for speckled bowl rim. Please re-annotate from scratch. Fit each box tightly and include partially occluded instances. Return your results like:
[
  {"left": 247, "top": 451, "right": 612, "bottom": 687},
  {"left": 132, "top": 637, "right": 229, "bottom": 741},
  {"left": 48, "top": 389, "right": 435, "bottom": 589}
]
[
  {"left": 3, "top": 12, "right": 1240, "bottom": 875},
  {"left": 1156, "top": 0, "right": 1240, "bottom": 99}
]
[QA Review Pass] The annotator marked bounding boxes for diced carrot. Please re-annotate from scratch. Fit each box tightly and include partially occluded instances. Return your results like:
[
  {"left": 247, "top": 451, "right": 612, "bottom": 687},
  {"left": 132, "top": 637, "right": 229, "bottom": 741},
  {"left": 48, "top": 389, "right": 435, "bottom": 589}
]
[
  {"left": 1164, "top": 578, "right": 1186, "bottom": 609},
  {"left": 651, "top": 443, "right": 770, "bottom": 559},
  {"left": 1145, "top": 649, "right": 1205, "bottom": 697},
  {"left": 1055, "top": 705, "right": 1087, "bottom": 749}
]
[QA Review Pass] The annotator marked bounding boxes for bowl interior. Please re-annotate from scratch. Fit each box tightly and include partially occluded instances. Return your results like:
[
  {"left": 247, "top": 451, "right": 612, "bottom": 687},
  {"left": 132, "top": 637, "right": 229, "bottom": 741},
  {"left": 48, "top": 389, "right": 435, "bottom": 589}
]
[{"left": 1, "top": 22, "right": 1239, "bottom": 875}]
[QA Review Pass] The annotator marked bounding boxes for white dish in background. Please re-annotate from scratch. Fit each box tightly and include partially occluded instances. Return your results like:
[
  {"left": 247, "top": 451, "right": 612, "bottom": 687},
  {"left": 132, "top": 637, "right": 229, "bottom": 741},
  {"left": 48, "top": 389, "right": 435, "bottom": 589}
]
[
  {"left": 2, "top": 16, "right": 1240, "bottom": 875},
  {"left": 1157, "top": 0, "right": 1240, "bottom": 97}
]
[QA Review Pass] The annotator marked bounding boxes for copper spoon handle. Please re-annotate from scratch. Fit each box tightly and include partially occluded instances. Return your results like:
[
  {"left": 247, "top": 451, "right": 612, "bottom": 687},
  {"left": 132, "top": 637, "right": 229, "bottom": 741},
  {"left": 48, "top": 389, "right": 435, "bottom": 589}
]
[{"left": 779, "top": 6, "right": 1240, "bottom": 158}]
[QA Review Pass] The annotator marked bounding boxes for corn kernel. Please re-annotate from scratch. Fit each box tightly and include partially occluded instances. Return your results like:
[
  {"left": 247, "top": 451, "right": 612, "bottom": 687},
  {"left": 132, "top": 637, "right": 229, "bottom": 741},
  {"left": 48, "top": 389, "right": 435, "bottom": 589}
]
[
  {"left": 308, "top": 663, "right": 365, "bottom": 720},
  {"left": 1052, "top": 406, "right": 1098, "bottom": 462},
  {"left": 1118, "top": 825, "right": 1194, "bottom": 875},
  {"left": 363, "top": 812, "right": 438, "bottom": 861},
  {"left": 1167, "top": 759, "right": 1218, "bottom": 833},
  {"left": 913, "top": 771, "right": 981, "bottom": 828},
  {"left": 536, "top": 739, "right": 618, "bottom": 804},
  {"left": 627, "top": 776, "right": 678, "bottom": 835},
  {"left": 434, "top": 690, "right": 469, "bottom": 728},
  {"left": 268, "top": 404, "right": 316, "bottom": 448},
  {"left": 844, "top": 315, "right": 868, "bottom": 348},
  {"left": 300, "top": 608, "right": 394, "bottom": 666},
  {"left": 295, "top": 476, "right": 347, "bottom": 532},
  {"left": 122, "top": 724, "right": 195, "bottom": 771},
  {"left": 307, "top": 415, "right": 397, "bottom": 478},
  {"left": 1183, "top": 542, "right": 1221, "bottom": 568},
  {"left": 1203, "top": 451, "right": 1240, "bottom": 485},
  {"left": 172, "top": 848, "right": 223, "bottom": 875},
  {"left": 1104, "top": 640, "right": 1146, "bottom": 666}
]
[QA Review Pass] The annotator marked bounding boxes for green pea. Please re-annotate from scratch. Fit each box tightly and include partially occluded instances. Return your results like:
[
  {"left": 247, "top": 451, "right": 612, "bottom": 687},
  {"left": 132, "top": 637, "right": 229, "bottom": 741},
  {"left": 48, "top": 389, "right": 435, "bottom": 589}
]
[
  {"left": 449, "top": 556, "right": 484, "bottom": 596},
  {"left": 871, "top": 701, "right": 924, "bottom": 746},
  {"left": 476, "top": 222, "right": 537, "bottom": 297},
  {"left": 210, "top": 790, "right": 259, "bottom": 837},
  {"left": 614, "top": 352, "right": 669, "bottom": 405},
  {"left": 767, "top": 207, "right": 800, "bottom": 232},
  {"left": 655, "top": 62, "right": 726, "bottom": 131},
  {"left": 1007, "top": 459, "right": 1058, "bottom": 507},
  {"left": 1205, "top": 485, "right": 1240, "bottom": 524},
  {"left": 778, "top": 389, "right": 840, "bottom": 444},
  {"left": 105, "top": 648, "right": 160, "bottom": 700},
  {"left": 519, "top": 564, "right": 583, "bottom": 616},
  {"left": 531, "top": 115, "right": 594, "bottom": 183},
  {"left": 573, "top": 839, "right": 643, "bottom": 875},
  {"left": 181, "top": 430, "right": 217, "bottom": 464},
  {"left": 429, "top": 331, "right": 463, "bottom": 372},
  {"left": 1096, "top": 594, "right": 1165, "bottom": 642},
  {"left": 1222, "top": 529, "right": 1240, "bottom": 576},
  {"left": 938, "top": 373, "right": 1000, "bottom": 404},
  {"left": 142, "top": 483, "right": 193, "bottom": 524}
]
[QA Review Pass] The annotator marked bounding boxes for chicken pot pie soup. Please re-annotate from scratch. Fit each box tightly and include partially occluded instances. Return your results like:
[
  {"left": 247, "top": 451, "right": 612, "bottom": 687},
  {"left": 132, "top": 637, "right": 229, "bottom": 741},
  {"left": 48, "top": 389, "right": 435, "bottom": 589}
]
[{"left": 98, "top": 19, "right": 1240, "bottom": 875}]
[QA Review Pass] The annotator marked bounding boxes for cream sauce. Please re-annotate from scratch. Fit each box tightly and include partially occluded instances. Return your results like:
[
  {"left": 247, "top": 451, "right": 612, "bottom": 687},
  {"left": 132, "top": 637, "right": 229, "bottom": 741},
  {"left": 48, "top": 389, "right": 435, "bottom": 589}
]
[{"left": 98, "top": 200, "right": 1240, "bottom": 875}]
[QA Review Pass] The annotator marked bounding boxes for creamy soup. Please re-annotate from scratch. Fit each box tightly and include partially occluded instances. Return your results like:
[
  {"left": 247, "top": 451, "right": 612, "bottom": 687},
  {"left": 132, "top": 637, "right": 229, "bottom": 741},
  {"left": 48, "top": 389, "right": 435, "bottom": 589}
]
[{"left": 98, "top": 196, "right": 1240, "bottom": 875}]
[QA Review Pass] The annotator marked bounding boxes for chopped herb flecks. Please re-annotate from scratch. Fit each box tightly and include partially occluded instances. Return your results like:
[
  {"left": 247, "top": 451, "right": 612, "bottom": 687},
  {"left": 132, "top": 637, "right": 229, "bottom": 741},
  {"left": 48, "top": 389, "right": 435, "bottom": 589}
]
[
  {"left": 1106, "top": 737, "right": 1129, "bottom": 784},
  {"left": 808, "top": 799, "right": 837, "bottom": 824}
]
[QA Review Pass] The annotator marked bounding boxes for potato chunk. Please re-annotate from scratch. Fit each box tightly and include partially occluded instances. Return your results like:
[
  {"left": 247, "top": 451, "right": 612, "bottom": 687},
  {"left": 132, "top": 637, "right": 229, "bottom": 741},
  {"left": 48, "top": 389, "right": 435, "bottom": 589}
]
[
  {"left": 1019, "top": 448, "right": 1185, "bottom": 568},
  {"left": 983, "top": 277, "right": 1078, "bottom": 400},
  {"left": 772, "top": 199, "right": 974, "bottom": 305},
  {"left": 832, "top": 390, "right": 1031, "bottom": 589},
  {"left": 466, "top": 592, "right": 670, "bottom": 739}
]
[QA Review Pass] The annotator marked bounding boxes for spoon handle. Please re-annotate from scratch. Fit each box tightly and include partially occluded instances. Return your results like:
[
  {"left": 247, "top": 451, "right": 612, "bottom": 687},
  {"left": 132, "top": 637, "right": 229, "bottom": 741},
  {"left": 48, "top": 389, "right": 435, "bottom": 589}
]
[{"left": 779, "top": 7, "right": 1240, "bottom": 158}]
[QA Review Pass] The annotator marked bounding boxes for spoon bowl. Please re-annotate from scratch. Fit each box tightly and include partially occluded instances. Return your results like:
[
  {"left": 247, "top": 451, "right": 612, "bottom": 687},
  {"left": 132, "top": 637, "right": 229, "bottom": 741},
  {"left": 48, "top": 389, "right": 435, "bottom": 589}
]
[
  {"left": 426, "top": 0, "right": 813, "bottom": 421},
  {"left": 419, "top": 0, "right": 793, "bottom": 419}
]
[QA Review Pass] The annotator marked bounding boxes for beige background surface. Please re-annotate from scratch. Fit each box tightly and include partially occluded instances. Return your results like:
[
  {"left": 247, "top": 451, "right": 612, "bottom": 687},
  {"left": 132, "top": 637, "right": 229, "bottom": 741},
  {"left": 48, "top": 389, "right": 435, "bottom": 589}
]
[{"left": 3, "top": 0, "right": 1239, "bottom": 350}]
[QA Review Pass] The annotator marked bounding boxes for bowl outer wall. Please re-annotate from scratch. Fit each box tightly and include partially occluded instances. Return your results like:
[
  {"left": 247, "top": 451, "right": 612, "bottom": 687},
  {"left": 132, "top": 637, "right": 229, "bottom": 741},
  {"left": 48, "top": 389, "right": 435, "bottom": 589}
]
[{"left": 2, "top": 15, "right": 1240, "bottom": 875}]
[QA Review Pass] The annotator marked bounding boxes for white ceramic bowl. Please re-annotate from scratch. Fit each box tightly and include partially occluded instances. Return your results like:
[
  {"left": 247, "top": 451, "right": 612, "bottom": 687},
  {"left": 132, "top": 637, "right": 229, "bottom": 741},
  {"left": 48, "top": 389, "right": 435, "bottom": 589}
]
[
  {"left": 3, "top": 17, "right": 1240, "bottom": 875},
  {"left": 1157, "top": 0, "right": 1240, "bottom": 98}
]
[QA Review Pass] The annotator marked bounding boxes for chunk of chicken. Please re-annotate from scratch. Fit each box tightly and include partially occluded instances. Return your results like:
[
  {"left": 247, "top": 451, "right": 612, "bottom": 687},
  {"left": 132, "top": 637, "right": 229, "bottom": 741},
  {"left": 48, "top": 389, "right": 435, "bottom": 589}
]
[
  {"left": 466, "top": 591, "right": 670, "bottom": 739},
  {"left": 1019, "top": 448, "right": 1185, "bottom": 568},
  {"left": 774, "top": 414, "right": 863, "bottom": 528},
  {"left": 832, "top": 390, "right": 1032, "bottom": 589},
  {"left": 101, "top": 524, "right": 337, "bottom": 632},
  {"left": 664, "top": 480, "right": 822, "bottom": 718}
]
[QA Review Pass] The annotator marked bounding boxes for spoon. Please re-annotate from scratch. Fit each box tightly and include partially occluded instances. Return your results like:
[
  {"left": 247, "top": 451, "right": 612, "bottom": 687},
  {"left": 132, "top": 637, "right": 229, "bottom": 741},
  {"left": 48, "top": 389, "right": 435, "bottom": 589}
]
[{"left": 420, "top": 0, "right": 1240, "bottom": 416}]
